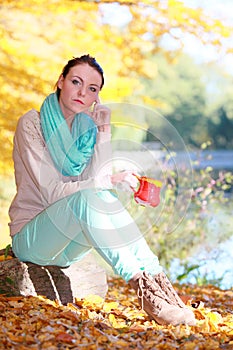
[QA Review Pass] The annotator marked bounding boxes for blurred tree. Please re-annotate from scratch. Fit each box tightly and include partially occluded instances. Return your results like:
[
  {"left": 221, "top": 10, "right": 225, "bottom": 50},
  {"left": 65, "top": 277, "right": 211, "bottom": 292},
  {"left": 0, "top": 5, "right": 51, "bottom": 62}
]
[
  {"left": 0, "top": 0, "right": 232, "bottom": 173},
  {"left": 208, "top": 107, "right": 233, "bottom": 149},
  {"left": 204, "top": 72, "right": 233, "bottom": 149},
  {"left": 141, "top": 54, "right": 207, "bottom": 147},
  {"left": 136, "top": 54, "right": 233, "bottom": 149}
]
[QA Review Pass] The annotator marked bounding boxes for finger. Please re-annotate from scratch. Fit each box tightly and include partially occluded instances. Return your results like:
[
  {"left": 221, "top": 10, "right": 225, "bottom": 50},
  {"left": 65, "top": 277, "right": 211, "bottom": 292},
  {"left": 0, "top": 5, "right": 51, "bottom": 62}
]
[
  {"left": 95, "top": 95, "right": 101, "bottom": 104},
  {"left": 92, "top": 99, "right": 99, "bottom": 115}
]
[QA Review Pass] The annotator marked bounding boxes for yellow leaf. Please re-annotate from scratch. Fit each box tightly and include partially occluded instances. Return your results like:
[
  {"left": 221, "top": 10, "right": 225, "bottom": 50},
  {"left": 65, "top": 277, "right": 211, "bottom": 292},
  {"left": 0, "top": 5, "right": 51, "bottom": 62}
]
[
  {"left": 82, "top": 294, "right": 104, "bottom": 309},
  {"left": 207, "top": 311, "right": 223, "bottom": 324},
  {"left": 108, "top": 313, "right": 118, "bottom": 328},
  {"left": 115, "top": 339, "right": 130, "bottom": 347},
  {"left": 108, "top": 313, "right": 126, "bottom": 329},
  {"left": 103, "top": 301, "right": 119, "bottom": 313},
  {"left": 0, "top": 255, "right": 13, "bottom": 261}
]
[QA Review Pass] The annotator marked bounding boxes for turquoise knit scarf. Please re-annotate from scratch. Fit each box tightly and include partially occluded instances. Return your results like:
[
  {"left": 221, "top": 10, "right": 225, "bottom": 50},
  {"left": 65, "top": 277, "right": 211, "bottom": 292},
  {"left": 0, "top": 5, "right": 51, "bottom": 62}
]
[{"left": 40, "top": 93, "right": 97, "bottom": 176}]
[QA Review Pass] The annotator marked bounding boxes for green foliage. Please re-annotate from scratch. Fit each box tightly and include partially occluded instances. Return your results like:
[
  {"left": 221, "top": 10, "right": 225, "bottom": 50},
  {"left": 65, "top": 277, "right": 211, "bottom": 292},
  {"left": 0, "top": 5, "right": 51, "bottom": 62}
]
[
  {"left": 142, "top": 54, "right": 207, "bottom": 145},
  {"left": 1, "top": 0, "right": 233, "bottom": 172},
  {"left": 125, "top": 145, "right": 233, "bottom": 285},
  {"left": 4, "top": 244, "right": 11, "bottom": 258},
  {"left": 138, "top": 53, "right": 233, "bottom": 149},
  {"left": 0, "top": 0, "right": 233, "bottom": 286},
  {"left": 208, "top": 107, "right": 233, "bottom": 149},
  {"left": 175, "top": 262, "right": 225, "bottom": 288},
  {"left": 176, "top": 263, "right": 200, "bottom": 282}
]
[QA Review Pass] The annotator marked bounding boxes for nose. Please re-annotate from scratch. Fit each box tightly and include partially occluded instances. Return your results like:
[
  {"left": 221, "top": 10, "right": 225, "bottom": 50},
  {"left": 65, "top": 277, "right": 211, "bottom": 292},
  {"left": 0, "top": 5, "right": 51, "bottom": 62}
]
[{"left": 78, "top": 84, "right": 86, "bottom": 97}]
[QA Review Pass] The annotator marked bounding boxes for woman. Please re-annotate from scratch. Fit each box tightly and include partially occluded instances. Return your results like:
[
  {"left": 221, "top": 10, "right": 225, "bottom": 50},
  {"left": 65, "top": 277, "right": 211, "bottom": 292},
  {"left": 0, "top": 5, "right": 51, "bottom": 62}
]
[{"left": 9, "top": 54, "right": 195, "bottom": 326}]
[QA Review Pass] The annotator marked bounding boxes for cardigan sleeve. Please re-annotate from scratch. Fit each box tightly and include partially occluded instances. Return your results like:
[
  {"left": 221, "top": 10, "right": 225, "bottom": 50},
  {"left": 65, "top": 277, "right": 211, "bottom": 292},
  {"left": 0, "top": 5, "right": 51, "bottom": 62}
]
[{"left": 14, "top": 110, "right": 113, "bottom": 206}]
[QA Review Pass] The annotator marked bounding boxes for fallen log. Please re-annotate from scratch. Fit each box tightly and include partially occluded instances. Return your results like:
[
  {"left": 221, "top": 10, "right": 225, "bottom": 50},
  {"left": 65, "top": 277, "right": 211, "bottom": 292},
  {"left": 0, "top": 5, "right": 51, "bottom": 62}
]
[{"left": 0, "top": 247, "right": 108, "bottom": 304}]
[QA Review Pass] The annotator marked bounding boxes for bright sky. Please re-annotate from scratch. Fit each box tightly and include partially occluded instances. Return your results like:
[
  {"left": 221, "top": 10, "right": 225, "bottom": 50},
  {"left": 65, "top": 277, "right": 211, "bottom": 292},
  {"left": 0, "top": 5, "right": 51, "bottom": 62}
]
[
  {"left": 100, "top": 1, "right": 233, "bottom": 73},
  {"left": 184, "top": 0, "right": 233, "bottom": 24},
  {"left": 182, "top": 0, "right": 233, "bottom": 71}
]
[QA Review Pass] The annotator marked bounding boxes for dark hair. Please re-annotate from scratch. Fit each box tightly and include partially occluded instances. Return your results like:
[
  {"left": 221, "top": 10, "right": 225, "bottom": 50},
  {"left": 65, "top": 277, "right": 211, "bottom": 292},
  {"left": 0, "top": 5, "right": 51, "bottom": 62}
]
[{"left": 56, "top": 54, "right": 104, "bottom": 97}]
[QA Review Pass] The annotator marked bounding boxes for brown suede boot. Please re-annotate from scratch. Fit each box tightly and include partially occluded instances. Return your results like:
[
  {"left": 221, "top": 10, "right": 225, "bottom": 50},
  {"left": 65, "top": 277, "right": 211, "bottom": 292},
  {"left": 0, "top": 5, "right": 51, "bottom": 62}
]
[
  {"left": 129, "top": 271, "right": 196, "bottom": 326},
  {"left": 154, "top": 271, "right": 186, "bottom": 308}
]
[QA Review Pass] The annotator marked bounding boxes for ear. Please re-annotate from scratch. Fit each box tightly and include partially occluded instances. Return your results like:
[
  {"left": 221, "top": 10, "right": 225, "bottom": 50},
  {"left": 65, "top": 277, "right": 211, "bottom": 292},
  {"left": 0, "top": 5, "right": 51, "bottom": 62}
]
[{"left": 57, "top": 74, "right": 64, "bottom": 89}]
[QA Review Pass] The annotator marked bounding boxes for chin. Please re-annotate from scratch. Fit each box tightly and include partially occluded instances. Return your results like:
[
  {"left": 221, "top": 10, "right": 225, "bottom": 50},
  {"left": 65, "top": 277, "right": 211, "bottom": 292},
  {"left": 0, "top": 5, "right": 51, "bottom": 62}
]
[
  {"left": 75, "top": 106, "right": 88, "bottom": 114},
  {"left": 72, "top": 108, "right": 83, "bottom": 115}
]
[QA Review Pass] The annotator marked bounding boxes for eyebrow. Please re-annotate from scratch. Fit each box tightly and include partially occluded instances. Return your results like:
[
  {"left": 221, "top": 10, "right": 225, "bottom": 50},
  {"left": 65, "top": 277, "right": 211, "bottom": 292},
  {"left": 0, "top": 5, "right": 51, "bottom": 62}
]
[{"left": 72, "top": 75, "right": 100, "bottom": 88}]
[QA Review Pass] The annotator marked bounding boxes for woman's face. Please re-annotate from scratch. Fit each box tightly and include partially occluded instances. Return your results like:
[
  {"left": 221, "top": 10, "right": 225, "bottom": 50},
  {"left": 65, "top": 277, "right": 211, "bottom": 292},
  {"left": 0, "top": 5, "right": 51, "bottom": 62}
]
[{"left": 57, "top": 63, "right": 102, "bottom": 119}]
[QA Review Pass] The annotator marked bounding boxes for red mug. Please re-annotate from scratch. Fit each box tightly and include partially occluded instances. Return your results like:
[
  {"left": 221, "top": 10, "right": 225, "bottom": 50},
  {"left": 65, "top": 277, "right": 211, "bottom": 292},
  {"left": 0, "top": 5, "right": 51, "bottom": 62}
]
[{"left": 132, "top": 175, "right": 162, "bottom": 207}]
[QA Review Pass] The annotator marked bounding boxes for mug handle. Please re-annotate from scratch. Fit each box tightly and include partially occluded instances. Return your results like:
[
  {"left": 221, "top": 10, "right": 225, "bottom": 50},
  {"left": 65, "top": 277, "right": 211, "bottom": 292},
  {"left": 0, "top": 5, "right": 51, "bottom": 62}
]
[{"left": 131, "top": 173, "right": 141, "bottom": 193}]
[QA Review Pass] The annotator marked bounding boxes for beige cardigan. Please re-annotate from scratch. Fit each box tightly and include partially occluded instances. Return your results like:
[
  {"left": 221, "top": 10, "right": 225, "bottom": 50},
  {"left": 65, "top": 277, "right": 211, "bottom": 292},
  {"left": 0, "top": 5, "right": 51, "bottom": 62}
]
[{"left": 8, "top": 109, "right": 112, "bottom": 236}]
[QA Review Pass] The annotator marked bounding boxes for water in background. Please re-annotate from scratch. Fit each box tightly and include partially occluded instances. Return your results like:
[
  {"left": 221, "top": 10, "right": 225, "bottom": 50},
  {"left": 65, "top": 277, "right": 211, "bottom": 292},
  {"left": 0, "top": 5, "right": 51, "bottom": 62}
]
[
  {"left": 170, "top": 198, "right": 233, "bottom": 290},
  {"left": 113, "top": 146, "right": 233, "bottom": 289}
]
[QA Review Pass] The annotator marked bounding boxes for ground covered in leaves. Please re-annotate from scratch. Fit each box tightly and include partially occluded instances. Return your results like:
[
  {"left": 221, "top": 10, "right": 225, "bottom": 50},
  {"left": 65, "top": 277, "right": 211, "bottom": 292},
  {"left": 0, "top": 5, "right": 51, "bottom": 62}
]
[{"left": 0, "top": 276, "right": 233, "bottom": 349}]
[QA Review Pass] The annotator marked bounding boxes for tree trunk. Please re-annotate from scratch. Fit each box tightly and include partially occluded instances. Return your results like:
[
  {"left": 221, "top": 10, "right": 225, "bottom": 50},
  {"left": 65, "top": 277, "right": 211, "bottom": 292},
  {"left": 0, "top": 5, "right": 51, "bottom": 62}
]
[{"left": 0, "top": 248, "right": 108, "bottom": 304}]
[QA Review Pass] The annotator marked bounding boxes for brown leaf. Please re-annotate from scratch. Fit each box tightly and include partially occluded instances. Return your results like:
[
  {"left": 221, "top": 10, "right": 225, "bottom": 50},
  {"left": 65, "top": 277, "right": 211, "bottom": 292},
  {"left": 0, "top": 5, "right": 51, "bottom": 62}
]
[{"left": 56, "top": 332, "right": 74, "bottom": 343}]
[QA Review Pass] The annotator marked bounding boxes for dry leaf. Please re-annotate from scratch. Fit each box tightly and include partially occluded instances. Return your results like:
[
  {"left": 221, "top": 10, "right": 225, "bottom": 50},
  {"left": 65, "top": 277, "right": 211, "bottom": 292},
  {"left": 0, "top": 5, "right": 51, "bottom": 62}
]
[{"left": 0, "top": 276, "right": 233, "bottom": 349}]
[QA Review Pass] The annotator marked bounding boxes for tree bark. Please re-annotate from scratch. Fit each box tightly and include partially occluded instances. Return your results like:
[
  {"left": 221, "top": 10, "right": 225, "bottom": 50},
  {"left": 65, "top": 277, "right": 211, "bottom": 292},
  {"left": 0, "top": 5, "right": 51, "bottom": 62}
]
[{"left": 0, "top": 248, "right": 108, "bottom": 304}]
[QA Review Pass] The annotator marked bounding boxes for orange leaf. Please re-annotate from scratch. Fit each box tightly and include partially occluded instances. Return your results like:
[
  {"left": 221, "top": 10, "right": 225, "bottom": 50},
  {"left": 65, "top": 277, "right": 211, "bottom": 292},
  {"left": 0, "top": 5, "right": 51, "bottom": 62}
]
[{"left": 56, "top": 332, "right": 74, "bottom": 343}]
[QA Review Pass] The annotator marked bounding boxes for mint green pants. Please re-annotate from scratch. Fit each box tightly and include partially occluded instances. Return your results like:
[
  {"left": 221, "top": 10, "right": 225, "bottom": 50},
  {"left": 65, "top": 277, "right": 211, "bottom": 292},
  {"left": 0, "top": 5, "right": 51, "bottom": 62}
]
[{"left": 12, "top": 189, "right": 162, "bottom": 282}]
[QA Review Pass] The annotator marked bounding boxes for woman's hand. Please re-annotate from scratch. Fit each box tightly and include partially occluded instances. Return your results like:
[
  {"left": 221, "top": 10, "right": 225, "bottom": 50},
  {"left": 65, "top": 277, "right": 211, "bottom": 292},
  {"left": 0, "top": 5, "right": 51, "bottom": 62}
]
[
  {"left": 94, "top": 171, "right": 139, "bottom": 191},
  {"left": 91, "top": 97, "right": 111, "bottom": 132},
  {"left": 111, "top": 171, "right": 139, "bottom": 189}
]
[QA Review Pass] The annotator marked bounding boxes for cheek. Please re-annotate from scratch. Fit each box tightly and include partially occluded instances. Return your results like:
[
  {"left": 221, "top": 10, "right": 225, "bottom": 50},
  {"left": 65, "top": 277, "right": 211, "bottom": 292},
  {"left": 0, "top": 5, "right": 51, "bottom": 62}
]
[
  {"left": 60, "top": 85, "right": 72, "bottom": 99},
  {"left": 87, "top": 94, "right": 98, "bottom": 106}
]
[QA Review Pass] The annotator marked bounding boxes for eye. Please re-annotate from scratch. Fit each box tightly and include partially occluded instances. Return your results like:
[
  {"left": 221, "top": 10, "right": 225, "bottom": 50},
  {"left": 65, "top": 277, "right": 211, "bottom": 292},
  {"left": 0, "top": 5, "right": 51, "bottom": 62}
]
[
  {"left": 72, "top": 78, "right": 81, "bottom": 86},
  {"left": 89, "top": 86, "right": 97, "bottom": 93}
]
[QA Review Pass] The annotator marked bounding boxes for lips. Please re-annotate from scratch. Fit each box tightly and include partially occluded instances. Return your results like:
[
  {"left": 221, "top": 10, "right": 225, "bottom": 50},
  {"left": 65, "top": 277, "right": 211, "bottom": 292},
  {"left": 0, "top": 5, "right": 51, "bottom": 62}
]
[{"left": 74, "top": 99, "right": 84, "bottom": 105}]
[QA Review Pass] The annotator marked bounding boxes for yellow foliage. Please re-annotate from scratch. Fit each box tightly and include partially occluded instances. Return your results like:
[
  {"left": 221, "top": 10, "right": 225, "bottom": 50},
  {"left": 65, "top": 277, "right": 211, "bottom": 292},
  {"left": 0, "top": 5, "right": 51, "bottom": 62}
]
[
  {"left": 142, "top": 95, "right": 166, "bottom": 108},
  {"left": 108, "top": 313, "right": 126, "bottom": 328},
  {"left": 82, "top": 294, "right": 104, "bottom": 309},
  {"left": 0, "top": 255, "right": 13, "bottom": 261},
  {"left": 2, "top": 279, "right": 233, "bottom": 348},
  {"left": 103, "top": 301, "right": 119, "bottom": 312},
  {"left": 0, "top": 0, "right": 232, "bottom": 176}
]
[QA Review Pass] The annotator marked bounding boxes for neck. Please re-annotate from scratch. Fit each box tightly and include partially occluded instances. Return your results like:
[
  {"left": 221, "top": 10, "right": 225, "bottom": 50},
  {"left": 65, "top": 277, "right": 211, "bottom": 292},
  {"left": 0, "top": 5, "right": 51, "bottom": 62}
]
[{"left": 65, "top": 115, "right": 75, "bottom": 131}]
